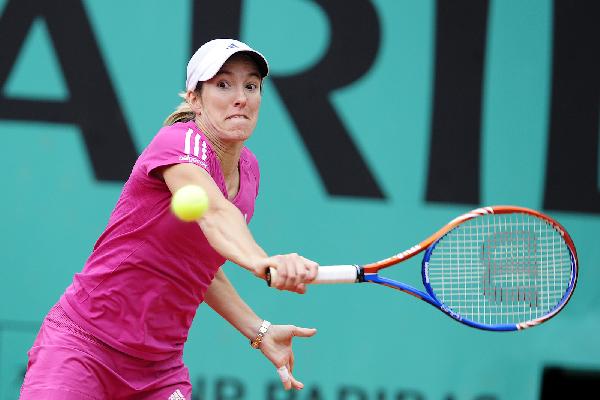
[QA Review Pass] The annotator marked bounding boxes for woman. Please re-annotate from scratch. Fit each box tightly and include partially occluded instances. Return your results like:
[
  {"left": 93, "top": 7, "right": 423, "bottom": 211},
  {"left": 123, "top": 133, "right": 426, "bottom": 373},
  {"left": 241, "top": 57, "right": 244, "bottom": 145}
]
[{"left": 20, "top": 39, "right": 319, "bottom": 399}]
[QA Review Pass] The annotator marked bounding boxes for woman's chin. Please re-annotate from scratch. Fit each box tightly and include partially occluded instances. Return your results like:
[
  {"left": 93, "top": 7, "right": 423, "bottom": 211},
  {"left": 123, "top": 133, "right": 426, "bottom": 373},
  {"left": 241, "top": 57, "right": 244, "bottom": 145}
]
[
  {"left": 220, "top": 129, "right": 253, "bottom": 142},
  {"left": 221, "top": 123, "right": 255, "bottom": 141}
]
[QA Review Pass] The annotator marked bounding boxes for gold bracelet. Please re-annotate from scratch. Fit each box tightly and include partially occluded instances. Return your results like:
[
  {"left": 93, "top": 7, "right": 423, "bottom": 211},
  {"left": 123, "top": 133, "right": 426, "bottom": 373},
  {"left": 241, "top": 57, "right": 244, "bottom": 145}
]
[{"left": 250, "top": 320, "right": 271, "bottom": 349}]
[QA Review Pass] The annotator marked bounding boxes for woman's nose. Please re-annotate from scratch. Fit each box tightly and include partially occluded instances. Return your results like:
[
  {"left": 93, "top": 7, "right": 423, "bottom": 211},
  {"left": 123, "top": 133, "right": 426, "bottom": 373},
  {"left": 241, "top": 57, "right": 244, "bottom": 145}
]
[{"left": 234, "top": 87, "right": 247, "bottom": 107}]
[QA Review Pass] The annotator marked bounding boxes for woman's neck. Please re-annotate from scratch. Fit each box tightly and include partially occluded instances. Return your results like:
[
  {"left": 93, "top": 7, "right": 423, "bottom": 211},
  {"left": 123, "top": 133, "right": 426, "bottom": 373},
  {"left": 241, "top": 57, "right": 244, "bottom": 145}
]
[{"left": 194, "top": 119, "right": 242, "bottom": 180}]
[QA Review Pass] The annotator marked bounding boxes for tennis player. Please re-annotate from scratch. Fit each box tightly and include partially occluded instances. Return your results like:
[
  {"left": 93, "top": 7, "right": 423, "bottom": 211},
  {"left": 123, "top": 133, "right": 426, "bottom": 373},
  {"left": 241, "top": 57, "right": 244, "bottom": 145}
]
[{"left": 20, "top": 39, "right": 318, "bottom": 399}]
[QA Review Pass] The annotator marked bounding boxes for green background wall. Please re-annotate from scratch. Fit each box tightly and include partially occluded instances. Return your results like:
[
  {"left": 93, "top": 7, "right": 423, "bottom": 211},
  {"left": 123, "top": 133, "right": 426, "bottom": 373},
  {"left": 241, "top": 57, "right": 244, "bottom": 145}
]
[{"left": 1, "top": 1, "right": 598, "bottom": 399}]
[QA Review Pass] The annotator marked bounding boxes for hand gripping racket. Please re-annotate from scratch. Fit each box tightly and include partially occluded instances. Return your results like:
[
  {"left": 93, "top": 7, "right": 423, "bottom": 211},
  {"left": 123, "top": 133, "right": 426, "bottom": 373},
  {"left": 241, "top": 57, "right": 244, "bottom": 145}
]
[{"left": 267, "top": 206, "right": 578, "bottom": 331}]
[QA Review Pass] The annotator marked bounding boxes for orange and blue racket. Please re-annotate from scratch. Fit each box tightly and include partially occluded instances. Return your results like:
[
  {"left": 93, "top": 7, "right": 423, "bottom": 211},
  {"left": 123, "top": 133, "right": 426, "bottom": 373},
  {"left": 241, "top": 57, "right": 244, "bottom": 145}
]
[{"left": 267, "top": 206, "right": 578, "bottom": 331}]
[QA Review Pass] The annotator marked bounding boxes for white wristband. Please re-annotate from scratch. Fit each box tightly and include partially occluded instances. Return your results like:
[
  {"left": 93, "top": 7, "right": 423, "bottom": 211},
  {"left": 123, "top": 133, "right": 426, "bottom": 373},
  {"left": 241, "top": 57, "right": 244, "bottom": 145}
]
[{"left": 250, "top": 320, "right": 271, "bottom": 349}]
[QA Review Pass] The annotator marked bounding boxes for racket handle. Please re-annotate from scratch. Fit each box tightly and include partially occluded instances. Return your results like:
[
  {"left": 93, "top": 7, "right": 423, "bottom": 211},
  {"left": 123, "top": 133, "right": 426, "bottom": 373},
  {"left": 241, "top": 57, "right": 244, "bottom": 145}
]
[{"left": 266, "top": 265, "right": 361, "bottom": 286}]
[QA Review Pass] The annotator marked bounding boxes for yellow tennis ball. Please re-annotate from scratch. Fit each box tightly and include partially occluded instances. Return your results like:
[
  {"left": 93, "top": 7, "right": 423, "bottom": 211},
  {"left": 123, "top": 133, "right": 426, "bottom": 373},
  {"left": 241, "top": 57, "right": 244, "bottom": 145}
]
[{"left": 171, "top": 185, "right": 209, "bottom": 222}]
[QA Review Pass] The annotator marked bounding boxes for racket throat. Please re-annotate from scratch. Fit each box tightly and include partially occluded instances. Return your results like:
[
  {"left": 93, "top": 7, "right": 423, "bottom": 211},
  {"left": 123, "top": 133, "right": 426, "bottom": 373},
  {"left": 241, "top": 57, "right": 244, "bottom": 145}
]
[{"left": 356, "top": 265, "right": 366, "bottom": 283}]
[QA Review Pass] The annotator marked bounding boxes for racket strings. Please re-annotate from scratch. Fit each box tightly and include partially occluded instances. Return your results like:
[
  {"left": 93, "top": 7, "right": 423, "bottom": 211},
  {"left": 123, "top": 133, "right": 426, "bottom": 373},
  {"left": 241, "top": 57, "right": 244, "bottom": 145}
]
[{"left": 426, "top": 213, "right": 573, "bottom": 326}]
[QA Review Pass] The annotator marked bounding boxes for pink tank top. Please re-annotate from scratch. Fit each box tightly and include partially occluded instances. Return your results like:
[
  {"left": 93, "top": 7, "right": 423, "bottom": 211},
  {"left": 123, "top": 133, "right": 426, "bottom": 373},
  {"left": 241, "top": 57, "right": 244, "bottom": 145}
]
[{"left": 60, "top": 121, "right": 260, "bottom": 360}]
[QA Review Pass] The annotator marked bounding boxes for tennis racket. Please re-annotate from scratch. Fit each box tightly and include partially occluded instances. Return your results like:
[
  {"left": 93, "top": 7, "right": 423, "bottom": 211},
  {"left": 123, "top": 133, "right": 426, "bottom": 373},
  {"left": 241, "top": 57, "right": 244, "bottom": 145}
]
[{"left": 267, "top": 206, "right": 578, "bottom": 331}]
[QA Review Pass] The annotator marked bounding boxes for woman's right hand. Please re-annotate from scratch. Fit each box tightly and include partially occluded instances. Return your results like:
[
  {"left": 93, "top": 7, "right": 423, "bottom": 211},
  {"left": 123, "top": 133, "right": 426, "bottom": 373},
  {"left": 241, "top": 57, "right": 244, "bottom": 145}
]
[{"left": 252, "top": 254, "right": 318, "bottom": 294}]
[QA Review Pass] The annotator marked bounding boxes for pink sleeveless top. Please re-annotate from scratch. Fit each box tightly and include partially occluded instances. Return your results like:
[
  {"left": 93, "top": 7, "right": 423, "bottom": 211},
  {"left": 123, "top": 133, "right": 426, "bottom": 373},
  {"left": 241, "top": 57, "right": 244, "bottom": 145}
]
[{"left": 60, "top": 121, "right": 260, "bottom": 360}]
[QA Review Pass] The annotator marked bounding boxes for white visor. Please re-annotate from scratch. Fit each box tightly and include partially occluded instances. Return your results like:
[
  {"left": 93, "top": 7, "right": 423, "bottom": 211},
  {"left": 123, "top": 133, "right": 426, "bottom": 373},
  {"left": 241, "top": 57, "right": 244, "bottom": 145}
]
[{"left": 186, "top": 39, "right": 269, "bottom": 91}]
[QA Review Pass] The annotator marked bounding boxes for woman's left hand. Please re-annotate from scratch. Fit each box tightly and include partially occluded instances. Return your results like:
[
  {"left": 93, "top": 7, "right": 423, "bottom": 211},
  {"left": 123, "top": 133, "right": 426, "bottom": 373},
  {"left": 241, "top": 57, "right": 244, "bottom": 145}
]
[{"left": 259, "top": 324, "right": 317, "bottom": 390}]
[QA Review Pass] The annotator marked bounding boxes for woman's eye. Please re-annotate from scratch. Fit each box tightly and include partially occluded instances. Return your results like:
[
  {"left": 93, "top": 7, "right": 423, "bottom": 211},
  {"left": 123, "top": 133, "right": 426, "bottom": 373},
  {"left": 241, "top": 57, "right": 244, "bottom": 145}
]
[
  {"left": 246, "top": 83, "right": 258, "bottom": 91},
  {"left": 217, "top": 81, "right": 230, "bottom": 89}
]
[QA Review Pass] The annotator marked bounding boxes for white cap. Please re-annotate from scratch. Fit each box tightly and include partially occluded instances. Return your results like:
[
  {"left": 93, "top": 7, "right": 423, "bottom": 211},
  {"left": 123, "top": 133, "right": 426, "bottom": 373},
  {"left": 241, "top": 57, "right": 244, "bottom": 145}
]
[{"left": 186, "top": 39, "right": 269, "bottom": 91}]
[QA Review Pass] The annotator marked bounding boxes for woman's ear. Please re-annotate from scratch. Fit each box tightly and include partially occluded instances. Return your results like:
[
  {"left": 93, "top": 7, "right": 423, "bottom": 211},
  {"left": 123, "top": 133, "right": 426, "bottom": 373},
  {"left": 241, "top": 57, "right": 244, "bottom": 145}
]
[{"left": 186, "top": 90, "right": 202, "bottom": 114}]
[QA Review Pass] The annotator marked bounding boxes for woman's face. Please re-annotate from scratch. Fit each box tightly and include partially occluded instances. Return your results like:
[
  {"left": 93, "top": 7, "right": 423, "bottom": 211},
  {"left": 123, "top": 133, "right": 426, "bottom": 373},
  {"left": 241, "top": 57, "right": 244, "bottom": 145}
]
[{"left": 193, "top": 54, "right": 262, "bottom": 142}]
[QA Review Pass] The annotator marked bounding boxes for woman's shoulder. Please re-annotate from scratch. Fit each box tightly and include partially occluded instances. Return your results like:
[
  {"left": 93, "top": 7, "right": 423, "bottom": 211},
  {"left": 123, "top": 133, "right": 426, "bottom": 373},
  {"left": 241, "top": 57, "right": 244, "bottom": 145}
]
[
  {"left": 155, "top": 121, "right": 196, "bottom": 137},
  {"left": 241, "top": 146, "right": 259, "bottom": 167},
  {"left": 241, "top": 146, "right": 260, "bottom": 185},
  {"left": 144, "top": 121, "right": 199, "bottom": 151}
]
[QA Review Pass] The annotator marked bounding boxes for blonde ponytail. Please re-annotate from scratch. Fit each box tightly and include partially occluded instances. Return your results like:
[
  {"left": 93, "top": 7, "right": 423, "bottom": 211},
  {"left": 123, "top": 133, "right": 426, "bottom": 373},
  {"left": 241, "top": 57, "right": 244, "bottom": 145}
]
[{"left": 163, "top": 92, "right": 196, "bottom": 126}]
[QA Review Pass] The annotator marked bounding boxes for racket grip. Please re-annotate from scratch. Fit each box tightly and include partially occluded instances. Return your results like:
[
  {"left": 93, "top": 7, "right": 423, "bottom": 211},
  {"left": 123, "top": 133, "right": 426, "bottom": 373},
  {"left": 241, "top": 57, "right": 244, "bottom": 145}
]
[{"left": 266, "top": 265, "right": 361, "bottom": 286}]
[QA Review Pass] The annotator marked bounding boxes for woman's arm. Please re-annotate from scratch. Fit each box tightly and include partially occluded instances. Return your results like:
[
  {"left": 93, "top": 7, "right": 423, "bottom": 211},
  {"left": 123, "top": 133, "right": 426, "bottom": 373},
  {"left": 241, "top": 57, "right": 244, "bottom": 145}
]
[
  {"left": 162, "top": 163, "right": 318, "bottom": 293},
  {"left": 204, "top": 268, "right": 262, "bottom": 339},
  {"left": 205, "top": 268, "right": 316, "bottom": 390}
]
